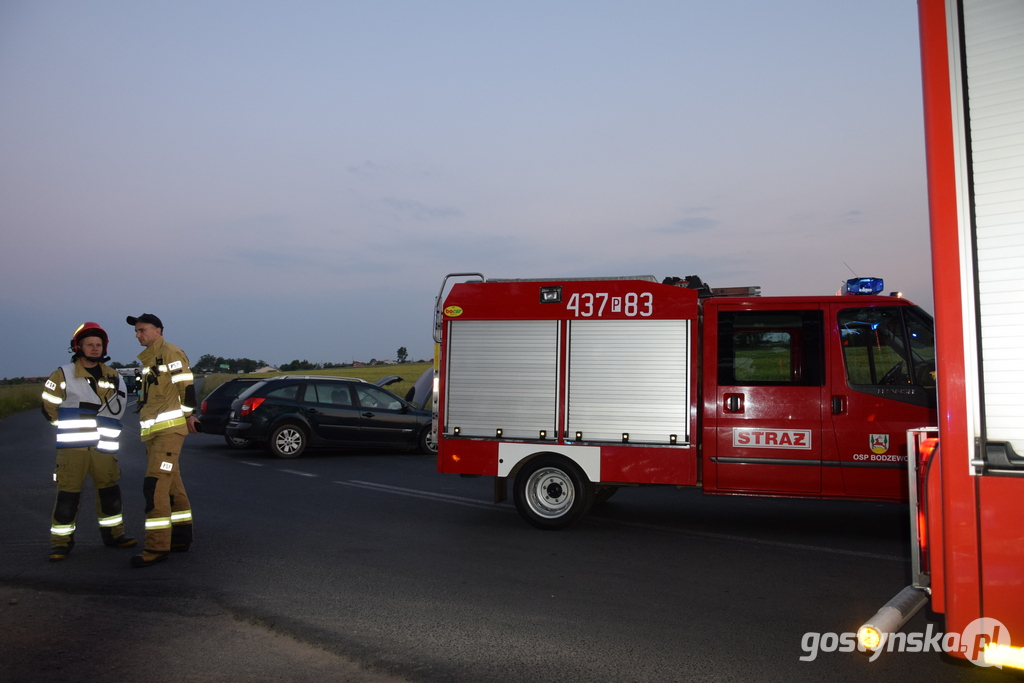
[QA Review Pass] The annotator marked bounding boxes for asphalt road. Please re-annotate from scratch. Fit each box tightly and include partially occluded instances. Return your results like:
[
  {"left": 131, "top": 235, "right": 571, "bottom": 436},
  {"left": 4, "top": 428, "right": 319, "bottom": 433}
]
[{"left": 0, "top": 406, "right": 1015, "bottom": 683}]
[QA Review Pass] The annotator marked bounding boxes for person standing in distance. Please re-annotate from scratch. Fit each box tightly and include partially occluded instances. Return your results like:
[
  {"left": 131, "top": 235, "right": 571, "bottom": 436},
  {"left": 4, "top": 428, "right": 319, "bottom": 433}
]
[
  {"left": 127, "top": 313, "right": 198, "bottom": 568},
  {"left": 41, "top": 322, "right": 136, "bottom": 561}
]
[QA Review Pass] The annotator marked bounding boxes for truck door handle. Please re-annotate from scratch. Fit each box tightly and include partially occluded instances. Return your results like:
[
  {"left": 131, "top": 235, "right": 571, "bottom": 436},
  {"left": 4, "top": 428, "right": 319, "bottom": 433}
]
[
  {"left": 832, "top": 396, "right": 845, "bottom": 414},
  {"left": 725, "top": 393, "right": 744, "bottom": 413}
]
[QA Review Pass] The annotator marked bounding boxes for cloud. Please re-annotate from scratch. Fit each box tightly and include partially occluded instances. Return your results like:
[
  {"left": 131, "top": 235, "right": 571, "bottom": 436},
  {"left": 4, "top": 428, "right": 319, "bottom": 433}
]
[
  {"left": 231, "top": 248, "right": 317, "bottom": 270},
  {"left": 655, "top": 216, "right": 720, "bottom": 234},
  {"left": 347, "top": 161, "right": 381, "bottom": 176},
  {"left": 381, "top": 197, "right": 464, "bottom": 221}
]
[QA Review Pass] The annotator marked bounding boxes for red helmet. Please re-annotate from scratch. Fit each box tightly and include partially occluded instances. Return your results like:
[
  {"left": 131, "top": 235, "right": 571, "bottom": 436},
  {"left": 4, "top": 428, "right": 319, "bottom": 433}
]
[{"left": 71, "top": 322, "right": 109, "bottom": 356}]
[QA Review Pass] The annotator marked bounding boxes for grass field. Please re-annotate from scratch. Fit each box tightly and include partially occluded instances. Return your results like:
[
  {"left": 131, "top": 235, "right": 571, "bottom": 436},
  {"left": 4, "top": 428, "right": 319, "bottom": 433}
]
[
  {"left": 198, "top": 363, "right": 433, "bottom": 406},
  {"left": 0, "top": 384, "right": 44, "bottom": 421},
  {"left": 0, "top": 363, "right": 434, "bottom": 422}
]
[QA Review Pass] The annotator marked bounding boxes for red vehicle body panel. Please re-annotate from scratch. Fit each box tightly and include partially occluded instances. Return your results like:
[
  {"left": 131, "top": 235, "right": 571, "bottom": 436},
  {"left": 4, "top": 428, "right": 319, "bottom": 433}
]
[{"left": 917, "top": 0, "right": 1024, "bottom": 652}]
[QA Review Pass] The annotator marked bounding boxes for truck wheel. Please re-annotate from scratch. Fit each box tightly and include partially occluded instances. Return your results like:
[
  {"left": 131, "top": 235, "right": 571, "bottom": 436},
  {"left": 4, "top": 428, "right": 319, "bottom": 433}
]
[
  {"left": 270, "top": 424, "right": 306, "bottom": 459},
  {"left": 513, "top": 455, "right": 594, "bottom": 530}
]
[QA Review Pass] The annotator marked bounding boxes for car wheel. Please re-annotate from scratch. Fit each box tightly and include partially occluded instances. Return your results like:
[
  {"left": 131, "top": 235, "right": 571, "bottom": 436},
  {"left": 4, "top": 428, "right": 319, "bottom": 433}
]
[
  {"left": 224, "top": 434, "right": 251, "bottom": 449},
  {"left": 269, "top": 424, "right": 306, "bottom": 459},
  {"left": 513, "top": 455, "right": 594, "bottom": 530},
  {"left": 418, "top": 427, "right": 437, "bottom": 455}
]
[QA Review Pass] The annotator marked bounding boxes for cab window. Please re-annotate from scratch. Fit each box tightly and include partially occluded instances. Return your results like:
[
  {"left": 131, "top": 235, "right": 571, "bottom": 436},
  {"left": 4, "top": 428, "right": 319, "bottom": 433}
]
[
  {"left": 838, "top": 305, "right": 936, "bottom": 391},
  {"left": 717, "top": 310, "right": 825, "bottom": 386}
]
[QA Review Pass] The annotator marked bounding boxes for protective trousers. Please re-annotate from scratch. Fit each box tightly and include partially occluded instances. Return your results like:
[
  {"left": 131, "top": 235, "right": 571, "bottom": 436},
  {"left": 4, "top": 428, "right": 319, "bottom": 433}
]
[
  {"left": 143, "top": 431, "right": 193, "bottom": 553},
  {"left": 51, "top": 447, "right": 126, "bottom": 548}
]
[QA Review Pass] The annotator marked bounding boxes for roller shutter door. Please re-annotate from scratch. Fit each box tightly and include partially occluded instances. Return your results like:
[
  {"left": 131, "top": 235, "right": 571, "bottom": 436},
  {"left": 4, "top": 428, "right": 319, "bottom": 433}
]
[
  {"left": 964, "top": 0, "right": 1024, "bottom": 453},
  {"left": 566, "top": 319, "right": 690, "bottom": 444},
  {"left": 444, "top": 320, "right": 559, "bottom": 438}
]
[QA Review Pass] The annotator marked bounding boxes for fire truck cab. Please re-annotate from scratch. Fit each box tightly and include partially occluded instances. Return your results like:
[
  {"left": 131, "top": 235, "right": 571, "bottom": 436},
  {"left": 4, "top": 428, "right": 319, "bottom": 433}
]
[{"left": 433, "top": 273, "right": 937, "bottom": 529}]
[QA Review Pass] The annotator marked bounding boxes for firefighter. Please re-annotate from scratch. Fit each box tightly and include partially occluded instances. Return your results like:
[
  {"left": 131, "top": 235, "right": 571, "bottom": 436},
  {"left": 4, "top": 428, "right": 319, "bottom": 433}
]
[
  {"left": 41, "top": 322, "right": 137, "bottom": 561},
  {"left": 127, "top": 313, "right": 199, "bottom": 568}
]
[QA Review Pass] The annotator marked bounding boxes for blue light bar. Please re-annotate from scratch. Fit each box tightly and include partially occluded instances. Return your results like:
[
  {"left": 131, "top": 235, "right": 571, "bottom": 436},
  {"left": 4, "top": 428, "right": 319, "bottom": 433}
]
[{"left": 843, "top": 277, "right": 885, "bottom": 296}]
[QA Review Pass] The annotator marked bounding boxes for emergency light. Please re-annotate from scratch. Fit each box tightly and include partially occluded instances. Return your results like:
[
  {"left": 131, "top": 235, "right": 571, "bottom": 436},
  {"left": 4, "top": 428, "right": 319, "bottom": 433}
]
[{"left": 842, "top": 277, "right": 884, "bottom": 295}]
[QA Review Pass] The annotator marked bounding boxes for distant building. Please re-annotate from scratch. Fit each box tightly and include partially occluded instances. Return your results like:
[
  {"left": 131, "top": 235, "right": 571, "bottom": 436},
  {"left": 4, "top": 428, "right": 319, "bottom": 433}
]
[{"left": 255, "top": 366, "right": 278, "bottom": 373}]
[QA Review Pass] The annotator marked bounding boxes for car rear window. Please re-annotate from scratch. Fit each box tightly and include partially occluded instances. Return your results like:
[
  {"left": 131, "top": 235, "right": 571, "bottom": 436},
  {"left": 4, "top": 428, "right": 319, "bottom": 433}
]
[
  {"left": 220, "top": 381, "right": 257, "bottom": 398},
  {"left": 265, "top": 384, "right": 300, "bottom": 400}
]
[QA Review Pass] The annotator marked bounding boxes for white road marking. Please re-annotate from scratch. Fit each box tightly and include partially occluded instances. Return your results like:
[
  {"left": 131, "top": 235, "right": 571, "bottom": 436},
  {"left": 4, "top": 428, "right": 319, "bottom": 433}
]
[
  {"left": 239, "top": 461, "right": 265, "bottom": 467},
  {"left": 281, "top": 469, "right": 317, "bottom": 478},
  {"left": 338, "top": 480, "right": 506, "bottom": 511},
  {"left": 337, "top": 480, "right": 907, "bottom": 562}
]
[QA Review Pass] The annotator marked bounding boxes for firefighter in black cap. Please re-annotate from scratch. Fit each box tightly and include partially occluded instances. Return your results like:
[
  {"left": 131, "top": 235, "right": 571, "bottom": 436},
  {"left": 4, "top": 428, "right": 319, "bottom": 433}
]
[
  {"left": 41, "top": 322, "right": 136, "bottom": 561},
  {"left": 127, "top": 313, "right": 198, "bottom": 568}
]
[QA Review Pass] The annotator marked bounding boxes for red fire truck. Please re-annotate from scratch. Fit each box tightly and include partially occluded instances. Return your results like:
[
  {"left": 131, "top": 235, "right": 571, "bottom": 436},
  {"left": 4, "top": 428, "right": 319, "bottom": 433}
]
[
  {"left": 432, "top": 272, "right": 937, "bottom": 529},
  {"left": 857, "top": 0, "right": 1024, "bottom": 669}
]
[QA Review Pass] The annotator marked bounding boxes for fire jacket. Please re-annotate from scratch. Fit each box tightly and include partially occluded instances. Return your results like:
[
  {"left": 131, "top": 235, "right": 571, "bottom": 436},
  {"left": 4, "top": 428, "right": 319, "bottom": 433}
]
[
  {"left": 137, "top": 336, "right": 196, "bottom": 440},
  {"left": 41, "top": 360, "right": 127, "bottom": 451}
]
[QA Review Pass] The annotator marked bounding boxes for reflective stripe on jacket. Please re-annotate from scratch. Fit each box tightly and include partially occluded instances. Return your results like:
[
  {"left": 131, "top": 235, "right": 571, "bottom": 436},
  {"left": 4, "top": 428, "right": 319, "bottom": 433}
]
[
  {"left": 137, "top": 337, "right": 195, "bottom": 440},
  {"left": 44, "top": 362, "right": 126, "bottom": 451}
]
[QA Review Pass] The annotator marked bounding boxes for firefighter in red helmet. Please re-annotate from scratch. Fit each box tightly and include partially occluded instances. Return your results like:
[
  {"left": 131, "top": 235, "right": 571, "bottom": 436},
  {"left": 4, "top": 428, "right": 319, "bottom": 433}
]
[{"left": 40, "top": 322, "right": 136, "bottom": 561}]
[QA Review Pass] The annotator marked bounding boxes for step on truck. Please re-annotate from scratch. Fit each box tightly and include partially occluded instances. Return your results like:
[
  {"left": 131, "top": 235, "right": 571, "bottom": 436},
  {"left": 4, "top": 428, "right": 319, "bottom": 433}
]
[{"left": 431, "top": 272, "right": 937, "bottom": 529}]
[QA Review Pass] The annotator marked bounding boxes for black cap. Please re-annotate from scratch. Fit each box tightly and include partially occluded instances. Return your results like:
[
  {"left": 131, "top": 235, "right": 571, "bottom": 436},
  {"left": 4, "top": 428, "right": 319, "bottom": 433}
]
[{"left": 126, "top": 313, "right": 163, "bottom": 328}]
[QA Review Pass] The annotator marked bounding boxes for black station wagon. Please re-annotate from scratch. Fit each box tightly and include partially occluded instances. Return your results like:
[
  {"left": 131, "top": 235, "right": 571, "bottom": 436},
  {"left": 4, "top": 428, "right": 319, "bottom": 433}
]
[
  {"left": 225, "top": 375, "right": 435, "bottom": 458},
  {"left": 198, "top": 377, "right": 261, "bottom": 448}
]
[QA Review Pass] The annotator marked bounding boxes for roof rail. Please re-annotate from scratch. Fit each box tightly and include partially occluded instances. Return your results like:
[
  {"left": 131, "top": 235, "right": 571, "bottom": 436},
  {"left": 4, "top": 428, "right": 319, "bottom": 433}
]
[
  {"left": 663, "top": 275, "right": 761, "bottom": 298},
  {"left": 268, "top": 375, "right": 368, "bottom": 383},
  {"left": 487, "top": 275, "right": 658, "bottom": 283}
]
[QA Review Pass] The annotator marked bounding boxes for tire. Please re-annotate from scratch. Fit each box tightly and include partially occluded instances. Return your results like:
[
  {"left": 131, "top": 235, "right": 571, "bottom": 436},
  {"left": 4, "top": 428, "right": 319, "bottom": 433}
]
[
  {"left": 224, "top": 434, "right": 252, "bottom": 449},
  {"left": 593, "top": 485, "right": 618, "bottom": 506},
  {"left": 513, "top": 455, "right": 594, "bottom": 530},
  {"left": 269, "top": 424, "right": 306, "bottom": 459},
  {"left": 418, "top": 428, "right": 437, "bottom": 455}
]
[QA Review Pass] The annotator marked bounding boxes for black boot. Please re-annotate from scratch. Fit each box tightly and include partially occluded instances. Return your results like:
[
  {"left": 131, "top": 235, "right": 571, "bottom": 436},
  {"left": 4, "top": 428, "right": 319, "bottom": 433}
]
[
  {"left": 48, "top": 537, "right": 75, "bottom": 562},
  {"left": 170, "top": 523, "right": 193, "bottom": 552},
  {"left": 130, "top": 551, "right": 169, "bottom": 568},
  {"left": 102, "top": 528, "right": 138, "bottom": 548}
]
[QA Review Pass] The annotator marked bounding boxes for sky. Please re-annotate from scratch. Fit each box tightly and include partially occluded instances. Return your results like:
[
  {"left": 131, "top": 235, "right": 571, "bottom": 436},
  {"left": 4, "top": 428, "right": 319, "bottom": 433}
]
[{"left": 0, "top": 1, "right": 932, "bottom": 378}]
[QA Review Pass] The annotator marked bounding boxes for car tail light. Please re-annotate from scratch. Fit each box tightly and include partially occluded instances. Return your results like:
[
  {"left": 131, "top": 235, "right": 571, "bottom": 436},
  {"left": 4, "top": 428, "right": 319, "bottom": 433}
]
[
  {"left": 240, "top": 397, "right": 266, "bottom": 417},
  {"left": 201, "top": 400, "right": 208, "bottom": 415}
]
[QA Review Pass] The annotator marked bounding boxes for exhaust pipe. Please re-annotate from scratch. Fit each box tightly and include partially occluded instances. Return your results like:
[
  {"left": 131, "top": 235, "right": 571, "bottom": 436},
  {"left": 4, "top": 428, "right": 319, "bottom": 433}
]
[{"left": 857, "top": 585, "right": 930, "bottom": 650}]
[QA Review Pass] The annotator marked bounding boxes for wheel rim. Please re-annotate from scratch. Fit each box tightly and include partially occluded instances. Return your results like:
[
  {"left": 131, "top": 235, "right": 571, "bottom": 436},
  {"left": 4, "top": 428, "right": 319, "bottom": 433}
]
[
  {"left": 228, "top": 437, "right": 248, "bottom": 446},
  {"left": 523, "top": 466, "right": 575, "bottom": 519},
  {"left": 275, "top": 428, "right": 302, "bottom": 455}
]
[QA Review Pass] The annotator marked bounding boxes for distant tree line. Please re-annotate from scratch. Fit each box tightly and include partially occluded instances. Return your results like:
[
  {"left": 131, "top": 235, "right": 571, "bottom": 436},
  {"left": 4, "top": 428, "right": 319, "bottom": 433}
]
[{"left": 190, "top": 348, "right": 423, "bottom": 374}]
